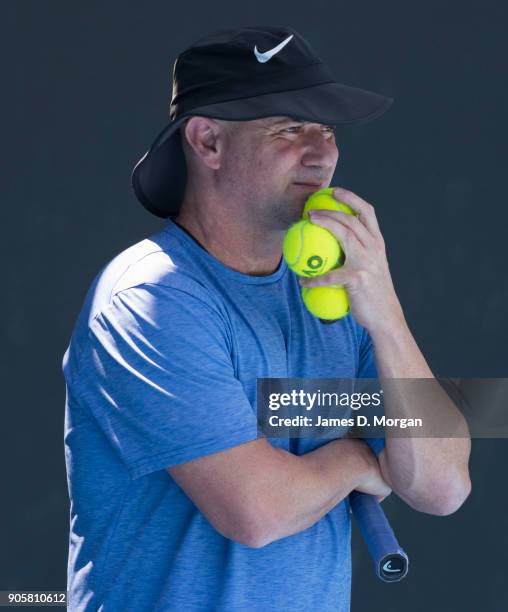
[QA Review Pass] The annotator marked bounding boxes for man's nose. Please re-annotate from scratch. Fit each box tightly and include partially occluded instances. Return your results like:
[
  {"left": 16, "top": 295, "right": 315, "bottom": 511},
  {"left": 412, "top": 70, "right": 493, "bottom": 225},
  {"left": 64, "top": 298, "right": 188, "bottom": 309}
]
[{"left": 300, "top": 130, "right": 339, "bottom": 168}]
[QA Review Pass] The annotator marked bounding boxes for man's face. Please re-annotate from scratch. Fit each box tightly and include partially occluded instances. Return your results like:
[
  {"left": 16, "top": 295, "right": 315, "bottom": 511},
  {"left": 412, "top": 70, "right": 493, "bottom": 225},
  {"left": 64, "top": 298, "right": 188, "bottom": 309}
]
[{"left": 218, "top": 116, "right": 339, "bottom": 230}]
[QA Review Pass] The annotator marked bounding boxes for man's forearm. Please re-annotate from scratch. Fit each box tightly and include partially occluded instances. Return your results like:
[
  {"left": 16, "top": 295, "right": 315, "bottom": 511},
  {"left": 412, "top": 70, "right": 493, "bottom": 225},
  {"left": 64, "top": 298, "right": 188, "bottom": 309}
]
[
  {"left": 257, "top": 438, "right": 376, "bottom": 545},
  {"left": 370, "top": 315, "right": 471, "bottom": 515},
  {"left": 169, "top": 436, "right": 385, "bottom": 548},
  {"left": 242, "top": 439, "right": 384, "bottom": 546}
]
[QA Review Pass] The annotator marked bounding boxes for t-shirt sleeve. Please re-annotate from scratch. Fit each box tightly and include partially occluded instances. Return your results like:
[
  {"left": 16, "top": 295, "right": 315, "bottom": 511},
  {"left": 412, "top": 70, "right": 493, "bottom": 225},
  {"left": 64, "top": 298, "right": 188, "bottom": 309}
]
[
  {"left": 74, "top": 282, "right": 259, "bottom": 479},
  {"left": 357, "top": 324, "right": 385, "bottom": 457}
]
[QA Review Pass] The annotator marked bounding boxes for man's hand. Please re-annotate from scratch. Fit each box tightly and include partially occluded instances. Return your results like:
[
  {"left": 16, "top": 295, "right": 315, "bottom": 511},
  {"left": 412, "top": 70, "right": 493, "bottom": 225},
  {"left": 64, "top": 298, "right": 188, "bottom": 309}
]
[
  {"left": 299, "top": 186, "right": 404, "bottom": 334},
  {"left": 349, "top": 439, "right": 392, "bottom": 502}
]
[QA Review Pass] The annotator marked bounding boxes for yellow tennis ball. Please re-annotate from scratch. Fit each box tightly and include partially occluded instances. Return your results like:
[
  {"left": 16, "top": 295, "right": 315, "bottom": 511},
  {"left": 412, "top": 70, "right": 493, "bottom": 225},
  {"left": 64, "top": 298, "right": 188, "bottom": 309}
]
[
  {"left": 302, "top": 285, "right": 350, "bottom": 320},
  {"left": 283, "top": 220, "right": 340, "bottom": 277},
  {"left": 302, "top": 187, "right": 356, "bottom": 219}
]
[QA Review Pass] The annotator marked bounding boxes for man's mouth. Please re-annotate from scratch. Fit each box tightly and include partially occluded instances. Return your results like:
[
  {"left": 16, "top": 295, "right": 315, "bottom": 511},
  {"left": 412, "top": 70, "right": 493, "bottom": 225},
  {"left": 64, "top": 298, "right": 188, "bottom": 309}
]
[{"left": 293, "top": 182, "right": 322, "bottom": 188}]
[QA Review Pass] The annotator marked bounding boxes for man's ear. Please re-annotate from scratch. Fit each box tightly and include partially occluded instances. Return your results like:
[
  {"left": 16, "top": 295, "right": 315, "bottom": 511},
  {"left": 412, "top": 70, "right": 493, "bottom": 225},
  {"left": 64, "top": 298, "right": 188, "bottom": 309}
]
[{"left": 183, "top": 117, "right": 227, "bottom": 170}]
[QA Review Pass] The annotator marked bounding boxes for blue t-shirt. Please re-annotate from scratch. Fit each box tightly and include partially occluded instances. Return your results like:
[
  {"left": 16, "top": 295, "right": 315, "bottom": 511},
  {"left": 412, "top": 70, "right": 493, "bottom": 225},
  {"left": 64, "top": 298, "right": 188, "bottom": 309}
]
[{"left": 63, "top": 219, "right": 383, "bottom": 611}]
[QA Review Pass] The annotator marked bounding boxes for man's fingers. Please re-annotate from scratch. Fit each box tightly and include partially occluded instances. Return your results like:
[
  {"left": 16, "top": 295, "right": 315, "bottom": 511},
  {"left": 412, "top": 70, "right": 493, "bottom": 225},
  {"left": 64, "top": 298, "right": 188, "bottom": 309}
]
[
  {"left": 299, "top": 267, "right": 349, "bottom": 289},
  {"left": 309, "top": 209, "right": 373, "bottom": 249},
  {"left": 332, "top": 186, "right": 381, "bottom": 238},
  {"left": 308, "top": 212, "right": 363, "bottom": 260}
]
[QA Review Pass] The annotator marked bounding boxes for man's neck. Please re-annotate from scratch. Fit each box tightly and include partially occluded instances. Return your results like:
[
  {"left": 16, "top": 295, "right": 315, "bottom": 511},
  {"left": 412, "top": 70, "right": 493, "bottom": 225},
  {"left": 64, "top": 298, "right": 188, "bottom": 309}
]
[{"left": 174, "top": 205, "right": 285, "bottom": 276}]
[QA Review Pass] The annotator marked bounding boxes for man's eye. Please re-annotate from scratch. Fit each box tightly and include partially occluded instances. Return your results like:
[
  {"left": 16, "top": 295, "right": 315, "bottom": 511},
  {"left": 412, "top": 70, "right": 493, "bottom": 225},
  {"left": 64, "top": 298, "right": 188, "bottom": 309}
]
[{"left": 281, "top": 125, "right": 336, "bottom": 135}]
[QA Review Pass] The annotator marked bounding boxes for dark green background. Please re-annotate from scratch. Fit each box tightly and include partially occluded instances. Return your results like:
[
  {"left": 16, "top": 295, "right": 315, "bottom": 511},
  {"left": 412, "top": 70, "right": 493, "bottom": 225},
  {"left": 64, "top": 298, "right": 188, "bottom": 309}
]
[{"left": 2, "top": 1, "right": 507, "bottom": 610}]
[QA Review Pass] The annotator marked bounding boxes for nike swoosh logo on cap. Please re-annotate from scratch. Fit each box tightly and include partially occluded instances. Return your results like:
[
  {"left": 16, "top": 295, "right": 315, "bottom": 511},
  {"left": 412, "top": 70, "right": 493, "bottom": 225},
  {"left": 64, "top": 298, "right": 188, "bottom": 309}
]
[{"left": 254, "top": 34, "right": 294, "bottom": 63}]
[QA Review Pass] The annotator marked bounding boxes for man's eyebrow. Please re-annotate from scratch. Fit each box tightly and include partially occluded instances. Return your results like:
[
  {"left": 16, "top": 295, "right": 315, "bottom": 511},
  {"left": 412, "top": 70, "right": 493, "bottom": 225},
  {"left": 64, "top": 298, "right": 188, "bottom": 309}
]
[
  {"left": 268, "top": 117, "right": 306, "bottom": 126},
  {"left": 268, "top": 118, "right": 337, "bottom": 127}
]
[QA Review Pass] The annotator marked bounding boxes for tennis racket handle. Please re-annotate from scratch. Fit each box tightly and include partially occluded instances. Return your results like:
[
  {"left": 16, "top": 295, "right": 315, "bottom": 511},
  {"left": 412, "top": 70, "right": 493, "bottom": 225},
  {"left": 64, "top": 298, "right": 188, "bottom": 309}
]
[{"left": 350, "top": 491, "right": 409, "bottom": 582}]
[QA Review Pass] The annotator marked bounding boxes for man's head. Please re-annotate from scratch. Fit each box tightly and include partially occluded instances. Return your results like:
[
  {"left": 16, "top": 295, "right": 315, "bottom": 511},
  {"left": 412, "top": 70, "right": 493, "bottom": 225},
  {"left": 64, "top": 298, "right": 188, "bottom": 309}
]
[
  {"left": 132, "top": 26, "right": 393, "bottom": 219},
  {"left": 179, "top": 115, "right": 338, "bottom": 230}
]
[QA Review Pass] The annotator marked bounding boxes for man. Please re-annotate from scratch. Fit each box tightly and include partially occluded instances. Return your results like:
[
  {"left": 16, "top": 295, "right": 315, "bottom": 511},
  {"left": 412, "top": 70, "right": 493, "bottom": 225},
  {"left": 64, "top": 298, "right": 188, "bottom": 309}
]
[{"left": 63, "top": 26, "right": 471, "bottom": 611}]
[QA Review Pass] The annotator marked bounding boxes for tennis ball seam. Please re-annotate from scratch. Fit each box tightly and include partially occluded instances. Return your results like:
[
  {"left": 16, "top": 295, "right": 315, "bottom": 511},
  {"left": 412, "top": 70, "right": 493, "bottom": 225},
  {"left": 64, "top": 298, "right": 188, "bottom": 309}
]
[
  {"left": 283, "top": 221, "right": 305, "bottom": 267},
  {"left": 283, "top": 219, "right": 340, "bottom": 277}
]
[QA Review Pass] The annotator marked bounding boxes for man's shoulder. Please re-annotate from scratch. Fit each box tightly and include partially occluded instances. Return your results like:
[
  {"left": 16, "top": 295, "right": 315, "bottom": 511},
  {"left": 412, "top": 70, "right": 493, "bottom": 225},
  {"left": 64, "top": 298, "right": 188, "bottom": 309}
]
[
  {"left": 78, "top": 230, "right": 216, "bottom": 330},
  {"left": 107, "top": 236, "right": 179, "bottom": 296}
]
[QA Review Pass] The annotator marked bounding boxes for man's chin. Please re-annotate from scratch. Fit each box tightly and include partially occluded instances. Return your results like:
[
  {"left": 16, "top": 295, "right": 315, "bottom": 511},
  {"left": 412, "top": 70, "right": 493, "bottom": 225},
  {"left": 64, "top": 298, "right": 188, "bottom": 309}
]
[
  {"left": 264, "top": 193, "right": 309, "bottom": 230},
  {"left": 276, "top": 209, "right": 304, "bottom": 231},
  {"left": 287, "top": 197, "right": 308, "bottom": 225}
]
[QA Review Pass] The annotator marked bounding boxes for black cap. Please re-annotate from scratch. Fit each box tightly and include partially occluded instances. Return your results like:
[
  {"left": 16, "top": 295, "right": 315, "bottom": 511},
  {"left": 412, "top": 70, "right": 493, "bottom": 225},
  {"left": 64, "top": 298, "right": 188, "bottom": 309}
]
[{"left": 132, "top": 25, "right": 393, "bottom": 218}]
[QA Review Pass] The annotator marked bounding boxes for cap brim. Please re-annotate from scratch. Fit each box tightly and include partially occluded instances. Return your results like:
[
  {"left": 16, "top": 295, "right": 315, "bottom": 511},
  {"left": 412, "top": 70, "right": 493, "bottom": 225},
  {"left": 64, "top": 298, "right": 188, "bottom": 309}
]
[
  {"left": 132, "top": 82, "right": 393, "bottom": 217},
  {"left": 194, "top": 81, "right": 393, "bottom": 126}
]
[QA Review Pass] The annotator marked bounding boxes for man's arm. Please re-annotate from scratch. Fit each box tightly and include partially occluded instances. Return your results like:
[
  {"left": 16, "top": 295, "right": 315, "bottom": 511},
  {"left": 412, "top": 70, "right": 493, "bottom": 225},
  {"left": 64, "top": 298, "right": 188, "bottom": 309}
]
[
  {"left": 168, "top": 437, "right": 390, "bottom": 548},
  {"left": 299, "top": 186, "right": 472, "bottom": 516},
  {"left": 371, "top": 317, "right": 471, "bottom": 516}
]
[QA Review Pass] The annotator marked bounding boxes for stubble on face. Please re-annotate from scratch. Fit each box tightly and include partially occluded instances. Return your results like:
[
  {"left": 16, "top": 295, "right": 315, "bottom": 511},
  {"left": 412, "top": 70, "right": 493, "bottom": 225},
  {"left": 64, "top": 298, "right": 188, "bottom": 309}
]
[{"left": 216, "top": 118, "right": 325, "bottom": 232}]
